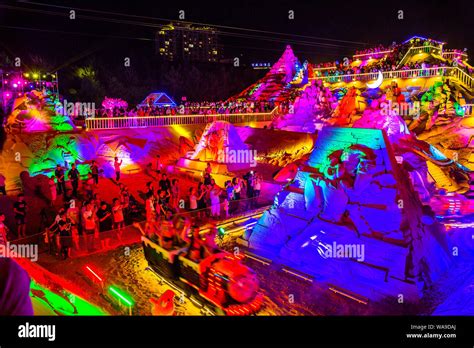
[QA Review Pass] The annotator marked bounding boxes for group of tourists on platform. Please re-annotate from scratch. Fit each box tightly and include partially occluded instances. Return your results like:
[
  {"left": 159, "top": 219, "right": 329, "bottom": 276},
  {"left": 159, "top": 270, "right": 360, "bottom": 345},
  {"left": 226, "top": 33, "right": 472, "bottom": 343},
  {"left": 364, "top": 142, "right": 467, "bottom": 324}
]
[{"left": 92, "top": 101, "right": 276, "bottom": 118}]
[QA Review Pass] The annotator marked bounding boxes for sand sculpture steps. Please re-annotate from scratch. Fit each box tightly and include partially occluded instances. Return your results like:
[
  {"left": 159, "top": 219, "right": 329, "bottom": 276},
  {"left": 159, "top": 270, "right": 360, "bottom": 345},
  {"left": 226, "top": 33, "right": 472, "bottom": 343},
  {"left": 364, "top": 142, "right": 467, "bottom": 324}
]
[
  {"left": 241, "top": 127, "right": 452, "bottom": 303},
  {"left": 427, "top": 162, "right": 462, "bottom": 191}
]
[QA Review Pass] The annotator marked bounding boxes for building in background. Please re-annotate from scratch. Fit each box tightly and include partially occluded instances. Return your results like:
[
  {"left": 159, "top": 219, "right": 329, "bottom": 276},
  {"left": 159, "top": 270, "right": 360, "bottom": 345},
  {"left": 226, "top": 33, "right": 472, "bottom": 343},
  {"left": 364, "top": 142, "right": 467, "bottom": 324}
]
[
  {"left": 156, "top": 23, "right": 221, "bottom": 63},
  {"left": 251, "top": 62, "right": 272, "bottom": 70}
]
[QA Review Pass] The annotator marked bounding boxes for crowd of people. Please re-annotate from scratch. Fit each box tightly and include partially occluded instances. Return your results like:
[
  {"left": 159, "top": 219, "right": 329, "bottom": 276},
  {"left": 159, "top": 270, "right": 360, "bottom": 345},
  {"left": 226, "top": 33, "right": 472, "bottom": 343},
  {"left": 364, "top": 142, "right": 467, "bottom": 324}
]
[
  {"left": 0, "top": 153, "right": 266, "bottom": 261},
  {"left": 142, "top": 161, "right": 263, "bottom": 262},
  {"left": 0, "top": 157, "right": 140, "bottom": 259},
  {"left": 316, "top": 57, "right": 459, "bottom": 79},
  {"left": 45, "top": 158, "right": 142, "bottom": 259},
  {"left": 92, "top": 101, "right": 276, "bottom": 118},
  {"left": 144, "top": 158, "right": 263, "bottom": 229},
  {"left": 354, "top": 43, "right": 396, "bottom": 57},
  {"left": 314, "top": 39, "right": 473, "bottom": 79}
]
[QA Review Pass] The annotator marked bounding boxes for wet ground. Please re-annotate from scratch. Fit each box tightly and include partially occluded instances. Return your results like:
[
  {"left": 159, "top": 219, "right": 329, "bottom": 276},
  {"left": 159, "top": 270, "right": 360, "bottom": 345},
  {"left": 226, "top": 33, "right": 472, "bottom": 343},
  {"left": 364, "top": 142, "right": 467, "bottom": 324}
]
[
  {"left": 37, "top": 240, "right": 432, "bottom": 316},
  {"left": 37, "top": 245, "right": 292, "bottom": 316}
]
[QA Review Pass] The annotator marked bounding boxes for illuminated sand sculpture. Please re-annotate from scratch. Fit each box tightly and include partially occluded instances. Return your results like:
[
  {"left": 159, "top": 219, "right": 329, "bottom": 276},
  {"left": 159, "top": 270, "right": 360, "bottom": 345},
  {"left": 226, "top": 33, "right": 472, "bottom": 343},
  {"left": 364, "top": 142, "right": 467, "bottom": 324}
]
[
  {"left": 175, "top": 121, "right": 256, "bottom": 184},
  {"left": 1, "top": 35, "right": 473, "bottom": 315},
  {"left": 243, "top": 127, "right": 452, "bottom": 302},
  {"left": 6, "top": 89, "right": 75, "bottom": 133}
]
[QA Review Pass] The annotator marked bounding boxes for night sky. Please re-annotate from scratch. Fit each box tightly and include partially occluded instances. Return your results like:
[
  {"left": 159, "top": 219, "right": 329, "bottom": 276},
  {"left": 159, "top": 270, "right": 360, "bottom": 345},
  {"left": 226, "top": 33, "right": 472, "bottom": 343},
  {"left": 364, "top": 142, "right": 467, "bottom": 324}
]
[{"left": 0, "top": 0, "right": 473, "bottom": 66}]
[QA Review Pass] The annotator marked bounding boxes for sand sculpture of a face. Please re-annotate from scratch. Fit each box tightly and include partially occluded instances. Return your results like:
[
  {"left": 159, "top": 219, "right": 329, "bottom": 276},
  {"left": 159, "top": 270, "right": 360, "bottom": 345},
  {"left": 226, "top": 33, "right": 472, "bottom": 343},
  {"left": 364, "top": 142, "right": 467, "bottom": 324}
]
[
  {"left": 316, "top": 145, "right": 376, "bottom": 190},
  {"left": 206, "top": 131, "right": 221, "bottom": 161}
]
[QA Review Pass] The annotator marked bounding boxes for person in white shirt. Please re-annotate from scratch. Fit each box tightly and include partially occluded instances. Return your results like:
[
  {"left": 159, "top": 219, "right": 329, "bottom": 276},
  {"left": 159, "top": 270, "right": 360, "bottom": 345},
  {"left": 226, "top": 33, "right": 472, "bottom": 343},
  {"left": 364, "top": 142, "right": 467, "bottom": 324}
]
[
  {"left": 232, "top": 178, "right": 240, "bottom": 199},
  {"left": 209, "top": 184, "right": 222, "bottom": 219},
  {"left": 189, "top": 187, "right": 198, "bottom": 211},
  {"left": 112, "top": 198, "right": 127, "bottom": 232},
  {"left": 83, "top": 202, "right": 97, "bottom": 251}
]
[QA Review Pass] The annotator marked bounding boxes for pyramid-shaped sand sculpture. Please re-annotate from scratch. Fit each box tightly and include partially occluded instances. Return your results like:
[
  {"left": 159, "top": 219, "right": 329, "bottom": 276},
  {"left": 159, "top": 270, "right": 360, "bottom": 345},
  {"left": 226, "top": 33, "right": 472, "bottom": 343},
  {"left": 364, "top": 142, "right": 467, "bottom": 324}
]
[
  {"left": 232, "top": 45, "right": 299, "bottom": 102},
  {"left": 176, "top": 121, "right": 254, "bottom": 175},
  {"left": 268, "top": 45, "right": 299, "bottom": 83},
  {"left": 243, "top": 127, "right": 452, "bottom": 302}
]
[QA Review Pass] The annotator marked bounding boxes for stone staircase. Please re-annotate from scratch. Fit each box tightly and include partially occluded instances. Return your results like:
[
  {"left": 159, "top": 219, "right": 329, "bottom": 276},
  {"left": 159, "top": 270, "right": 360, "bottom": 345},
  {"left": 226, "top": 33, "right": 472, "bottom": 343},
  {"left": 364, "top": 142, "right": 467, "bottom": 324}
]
[{"left": 427, "top": 161, "right": 461, "bottom": 192}]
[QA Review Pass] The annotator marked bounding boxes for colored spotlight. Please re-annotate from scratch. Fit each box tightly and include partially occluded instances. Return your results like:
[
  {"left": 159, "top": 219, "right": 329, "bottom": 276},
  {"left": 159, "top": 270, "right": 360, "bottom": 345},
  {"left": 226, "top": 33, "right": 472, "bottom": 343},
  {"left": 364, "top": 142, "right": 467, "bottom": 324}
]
[
  {"left": 108, "top": 286, "right": 134, "bottom": 306},
  {"left": 85, "top": 265, "right": 103, "bottom": 283},
  {"left": 218, "top": 227, "right": 225, "bottom": 236}
]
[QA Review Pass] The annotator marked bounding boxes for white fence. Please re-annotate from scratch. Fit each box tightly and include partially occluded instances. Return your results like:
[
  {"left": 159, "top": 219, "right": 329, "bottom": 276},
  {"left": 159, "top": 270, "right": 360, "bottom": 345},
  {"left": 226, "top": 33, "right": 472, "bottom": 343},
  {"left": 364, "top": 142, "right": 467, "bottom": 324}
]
[
  {"left": 85, "top": 108, "right": 277, "bottom": 130},
  {"left": 310, "top": 66, "right": 474, "bottom": 90}
]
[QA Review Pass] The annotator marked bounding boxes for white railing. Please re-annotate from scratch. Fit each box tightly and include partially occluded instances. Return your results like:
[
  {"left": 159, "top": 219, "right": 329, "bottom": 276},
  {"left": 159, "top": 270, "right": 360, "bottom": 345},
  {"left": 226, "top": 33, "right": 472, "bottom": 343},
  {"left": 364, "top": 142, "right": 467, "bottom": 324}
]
[
  {"left": 398, "top": 46, "right": 469, "bottom": 68},
  {"left": 450, "top": 67, "right": 474, "bottom": 89},
  {"left": 85, "top": 108, "right": 278, "bottom": 130},
  {"left": 310, "top": 66, "right": 474, "bottom": 90},
  {"left": 397, "top": 45, "right": 443, "bottom": 68},
  {"left": 442, "top": 51, "right": 468, "bottom": 61},
  {"left": 408, "top": 45, "right": 442, "bottom": 54}
]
